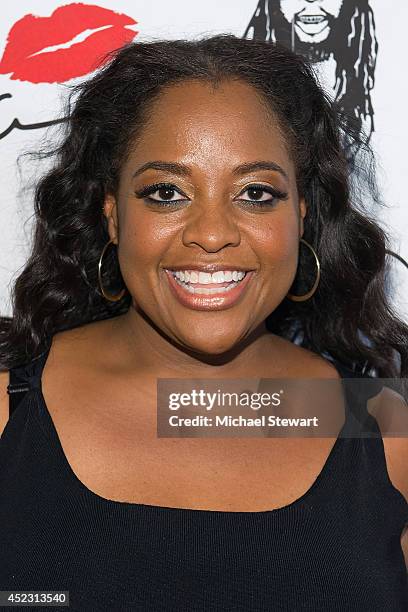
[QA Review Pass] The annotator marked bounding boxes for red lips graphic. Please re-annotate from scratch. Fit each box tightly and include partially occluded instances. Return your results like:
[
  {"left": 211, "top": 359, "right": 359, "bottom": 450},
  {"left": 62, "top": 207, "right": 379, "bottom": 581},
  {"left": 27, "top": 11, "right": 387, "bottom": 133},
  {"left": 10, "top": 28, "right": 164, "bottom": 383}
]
[{"left": 0, "top": 3, "right": 138, "bottom": 83}]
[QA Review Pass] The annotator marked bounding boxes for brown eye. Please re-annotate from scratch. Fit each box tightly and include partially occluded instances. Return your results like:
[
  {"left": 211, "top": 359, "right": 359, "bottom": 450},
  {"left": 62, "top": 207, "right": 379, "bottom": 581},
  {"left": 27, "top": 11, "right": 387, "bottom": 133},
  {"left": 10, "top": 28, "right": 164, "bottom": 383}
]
[
  {"left": 156, "top": 187, "right": 176, "bottom": 201},
  {"left": 236, "top": 184, "right": 288, "bottom": 207},
  {"left": 246, "top": 187, "right": 268, "bottom": 201},
  {"left": 135, "top": 182, "right": 189, "bottom": 206}
]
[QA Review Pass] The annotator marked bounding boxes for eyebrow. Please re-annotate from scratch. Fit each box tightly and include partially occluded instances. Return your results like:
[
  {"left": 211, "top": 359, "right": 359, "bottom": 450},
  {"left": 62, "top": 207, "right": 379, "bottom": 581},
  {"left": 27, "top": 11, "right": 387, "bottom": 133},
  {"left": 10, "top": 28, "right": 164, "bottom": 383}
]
[{"left": 132, "top": 160, "right": 289, "bottom": 181}]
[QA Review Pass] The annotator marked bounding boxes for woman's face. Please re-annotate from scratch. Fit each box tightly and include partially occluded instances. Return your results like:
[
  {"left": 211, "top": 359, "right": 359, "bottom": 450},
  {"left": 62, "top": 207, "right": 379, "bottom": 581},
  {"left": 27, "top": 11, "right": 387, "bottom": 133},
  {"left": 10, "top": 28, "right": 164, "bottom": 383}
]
[
  {"left": 280, "top": 0, "right": 344, "bottom": 43},
  {"left": 104, "top": 78, "right": 306, "bottom": 356}
]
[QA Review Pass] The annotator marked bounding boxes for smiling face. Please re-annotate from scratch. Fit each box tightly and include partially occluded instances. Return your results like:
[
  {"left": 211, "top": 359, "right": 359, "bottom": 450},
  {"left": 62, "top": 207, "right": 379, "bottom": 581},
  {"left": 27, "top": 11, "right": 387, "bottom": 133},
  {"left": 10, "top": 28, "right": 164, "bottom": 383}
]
[
  {"left": 103, "top": 78, "right": 306, "bottom": 356},
  {"left": 280, "top": 0, "right": 344, "bottom": 43}
]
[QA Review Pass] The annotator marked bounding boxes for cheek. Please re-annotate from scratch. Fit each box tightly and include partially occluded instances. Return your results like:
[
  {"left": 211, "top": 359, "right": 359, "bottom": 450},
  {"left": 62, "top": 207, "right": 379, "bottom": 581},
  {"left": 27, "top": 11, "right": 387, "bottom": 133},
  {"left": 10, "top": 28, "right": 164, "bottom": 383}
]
[
  {"left": 115, "top": 209, "right": 173, "bottom": 287},
  {"left": 250, "top": 213, "right": 300, "bottom": 313},
  {"left": 253, "top": 213, "right": 299, "bottom": 271},
  {"left": 280, "top": 0, "right": 299, "bottom": 22},
  {"left": 326, "top": 0, "right": 343, "bottom": 18},
  {"left": 118, "top": 203, "right": 173, "bottom": 258}
]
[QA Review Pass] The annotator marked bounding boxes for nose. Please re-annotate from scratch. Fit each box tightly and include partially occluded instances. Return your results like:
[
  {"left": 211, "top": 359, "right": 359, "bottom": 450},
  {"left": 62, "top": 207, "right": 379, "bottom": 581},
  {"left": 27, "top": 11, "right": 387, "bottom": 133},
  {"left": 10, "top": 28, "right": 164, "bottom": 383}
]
[{"left": 181, "top": 200, "right": 241, "bottom": 253}]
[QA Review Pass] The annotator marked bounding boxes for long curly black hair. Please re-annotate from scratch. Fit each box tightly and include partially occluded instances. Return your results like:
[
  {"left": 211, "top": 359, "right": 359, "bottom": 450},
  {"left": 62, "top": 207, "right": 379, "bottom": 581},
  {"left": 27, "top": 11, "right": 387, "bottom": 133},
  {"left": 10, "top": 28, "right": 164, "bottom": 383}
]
[{"left": 0, "top": 34, "right": 407, "bottom": 378}]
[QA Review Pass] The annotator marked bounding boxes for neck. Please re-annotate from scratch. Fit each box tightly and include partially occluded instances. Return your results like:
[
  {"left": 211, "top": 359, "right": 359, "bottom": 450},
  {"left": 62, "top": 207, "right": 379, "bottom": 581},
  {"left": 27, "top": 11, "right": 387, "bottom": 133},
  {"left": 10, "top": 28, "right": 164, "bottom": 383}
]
[{"left": 109, "top": 306, "right": 276, "bottom": 378}]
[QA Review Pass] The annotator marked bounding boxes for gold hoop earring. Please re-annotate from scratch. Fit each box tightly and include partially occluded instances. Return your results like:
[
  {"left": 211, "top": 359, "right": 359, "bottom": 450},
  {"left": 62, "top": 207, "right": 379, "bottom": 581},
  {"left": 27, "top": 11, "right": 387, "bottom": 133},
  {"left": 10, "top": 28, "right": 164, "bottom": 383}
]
[
  {"left": 286, "top": 238, "right": 320, "bottom": 302},
  {"left": 97, "top": 238, "right": 127, "bottom": 302}
]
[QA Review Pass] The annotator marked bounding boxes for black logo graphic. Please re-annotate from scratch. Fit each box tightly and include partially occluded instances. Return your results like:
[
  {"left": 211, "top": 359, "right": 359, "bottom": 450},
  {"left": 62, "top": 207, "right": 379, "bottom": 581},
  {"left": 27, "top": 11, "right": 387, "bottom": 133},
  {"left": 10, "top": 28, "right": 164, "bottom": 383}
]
[{"left": 244, "top": 0, "right": 377, "bottom": 142}]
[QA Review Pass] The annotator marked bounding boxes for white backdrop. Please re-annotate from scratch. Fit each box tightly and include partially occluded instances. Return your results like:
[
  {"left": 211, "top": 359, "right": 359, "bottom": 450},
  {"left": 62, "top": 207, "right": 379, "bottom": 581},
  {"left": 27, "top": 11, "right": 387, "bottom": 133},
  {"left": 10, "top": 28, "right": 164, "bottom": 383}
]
[{"left": 0, "top": 1, "right": 407, "bottom": 320}]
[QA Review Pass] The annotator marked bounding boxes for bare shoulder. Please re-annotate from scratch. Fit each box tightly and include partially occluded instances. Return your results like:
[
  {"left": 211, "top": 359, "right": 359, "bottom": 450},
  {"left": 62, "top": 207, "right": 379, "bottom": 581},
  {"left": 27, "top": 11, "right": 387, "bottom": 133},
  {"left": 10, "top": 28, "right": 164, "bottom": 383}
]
[
  {"left": 47, "top": 317, "right": 120, "bottom": 369},
  {"left": 0, "top": 324, "right": 100, "bottom": 438},
  {"left": 41, "top": 316, "right": 131, "bottom": 410},
  {"left": 368, "top": 386, "right": 408, "bottom": 566},
  {"left": 0, "top": 369, "right": 10, "bottom": 437},
  {"left": 51, "top": 319, "right": 108, "bottom": 354},
  {"left": 368, "top": 386, "right": 408, "bottom": 502},
  {"left": 43, "top": 318, "right": 122, "bottom": 398},
  {"left": 266, "top": 334, "right": 341, "bottom": 379}
]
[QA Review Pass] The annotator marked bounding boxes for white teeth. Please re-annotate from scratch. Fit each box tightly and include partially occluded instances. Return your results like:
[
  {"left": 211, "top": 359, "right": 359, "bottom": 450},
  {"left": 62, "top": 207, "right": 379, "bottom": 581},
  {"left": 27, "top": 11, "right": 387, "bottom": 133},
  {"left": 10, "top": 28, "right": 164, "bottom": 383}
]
[
  {"left": 198, "top": 271, "right": 212, "bottom": 284},
  {"left": 168, "top": 269, "right": 250, "bottom": 295},
  {"left": 299, "top": 15, "right": 325, "bottom": 23},
  {"left": 171, "top": 270, "right": 247, "bottom": 284},
  {"left": 211, "top": 271, "right": 224, "bottom": 283}
]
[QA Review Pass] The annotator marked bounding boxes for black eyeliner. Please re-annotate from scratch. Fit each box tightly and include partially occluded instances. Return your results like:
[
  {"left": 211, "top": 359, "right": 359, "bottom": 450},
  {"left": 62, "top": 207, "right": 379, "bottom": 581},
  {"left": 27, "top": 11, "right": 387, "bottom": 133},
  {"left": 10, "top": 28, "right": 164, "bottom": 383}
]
[
  {"left": 239, "top": 183, "right": 288, "bottom": 201},
  {"left": 134, "top": 181, "right": 288, "bottom": 206},
  {"left": 134, "top": 182, "right": 186, "bottom": 199}
]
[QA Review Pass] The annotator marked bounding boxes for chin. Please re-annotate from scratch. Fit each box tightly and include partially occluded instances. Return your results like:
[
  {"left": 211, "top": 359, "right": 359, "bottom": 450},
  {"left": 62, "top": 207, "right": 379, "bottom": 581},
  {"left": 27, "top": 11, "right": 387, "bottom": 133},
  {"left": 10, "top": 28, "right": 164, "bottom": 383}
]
[
  {"left": 180, "top": 335, "right": 241, "bottom": 358},
  {"left": 191, "top": 342, "right": 238, "bottom": 357},
  {"left": 295, "top": 27, "right": 331, "bottom": 44}
]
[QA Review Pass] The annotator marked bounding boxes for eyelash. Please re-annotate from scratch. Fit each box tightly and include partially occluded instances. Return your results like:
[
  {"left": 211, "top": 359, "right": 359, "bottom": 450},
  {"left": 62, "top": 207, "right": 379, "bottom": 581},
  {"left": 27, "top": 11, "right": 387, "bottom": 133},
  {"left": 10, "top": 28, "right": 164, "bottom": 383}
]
[{"left": 135, "top": 182, "right": 288, "bottom": 208}]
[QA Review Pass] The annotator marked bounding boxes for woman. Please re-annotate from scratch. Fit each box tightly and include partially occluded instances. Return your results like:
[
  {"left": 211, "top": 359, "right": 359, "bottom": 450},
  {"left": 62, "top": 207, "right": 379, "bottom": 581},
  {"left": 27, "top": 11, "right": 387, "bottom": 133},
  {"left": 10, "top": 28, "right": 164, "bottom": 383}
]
[{"left": 0, "top": 34, "right": 407, "bottom": 610}]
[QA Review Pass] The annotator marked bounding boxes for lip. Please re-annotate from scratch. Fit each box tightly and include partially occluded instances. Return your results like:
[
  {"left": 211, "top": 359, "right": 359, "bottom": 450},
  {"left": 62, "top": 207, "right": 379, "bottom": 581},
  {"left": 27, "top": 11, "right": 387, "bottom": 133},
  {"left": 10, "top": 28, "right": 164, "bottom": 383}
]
[
  {"left": 0, "top": 5, "right": 138, "bottom": 83},
  {"left": 164, "top": 269, "right": 256, "bottom": 311}
]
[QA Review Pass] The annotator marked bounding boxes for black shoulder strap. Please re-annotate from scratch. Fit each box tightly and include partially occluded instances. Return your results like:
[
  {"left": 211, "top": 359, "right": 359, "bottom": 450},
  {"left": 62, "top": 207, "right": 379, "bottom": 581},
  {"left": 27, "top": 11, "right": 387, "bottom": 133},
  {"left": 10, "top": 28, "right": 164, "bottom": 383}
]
[
  {"left": 7, "top": 368, "right": 31, "bottom": 418},
  {"left": 6, "top": 345, "right": 52, "bottom": 418}
]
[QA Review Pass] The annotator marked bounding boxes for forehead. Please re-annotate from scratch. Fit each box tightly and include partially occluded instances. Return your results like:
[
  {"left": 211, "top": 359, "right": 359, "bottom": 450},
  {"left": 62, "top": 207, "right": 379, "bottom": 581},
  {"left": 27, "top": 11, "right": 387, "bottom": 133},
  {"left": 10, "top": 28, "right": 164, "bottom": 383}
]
[{"left": 126, "top": 79, "right": 292, "bottom": 173}]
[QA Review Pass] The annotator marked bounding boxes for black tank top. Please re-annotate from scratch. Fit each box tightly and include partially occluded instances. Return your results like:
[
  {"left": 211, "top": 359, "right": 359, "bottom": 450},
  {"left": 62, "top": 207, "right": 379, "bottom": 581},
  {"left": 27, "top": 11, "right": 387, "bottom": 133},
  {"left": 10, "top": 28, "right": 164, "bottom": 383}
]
[{"left": 1, "top": 345, "right": 408, "bottom": 611}]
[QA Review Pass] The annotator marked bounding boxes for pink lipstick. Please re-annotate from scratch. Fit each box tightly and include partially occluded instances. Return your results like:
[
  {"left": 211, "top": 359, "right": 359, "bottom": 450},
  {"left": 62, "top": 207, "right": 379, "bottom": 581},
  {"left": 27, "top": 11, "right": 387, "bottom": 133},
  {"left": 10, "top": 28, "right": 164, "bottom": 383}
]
[{"left": 163, "top": 269, "right": 255, "bottom": 311}]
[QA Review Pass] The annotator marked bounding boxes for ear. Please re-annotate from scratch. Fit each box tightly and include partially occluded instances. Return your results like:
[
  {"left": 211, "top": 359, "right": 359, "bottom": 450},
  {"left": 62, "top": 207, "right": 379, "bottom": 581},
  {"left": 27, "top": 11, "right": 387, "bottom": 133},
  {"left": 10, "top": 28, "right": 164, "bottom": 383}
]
[
  {"left": 102, "top": 194, "right": 119, "bottom": 243},
  {"left": 299, "top": 196, "right": 307, "bottom": 238}
]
